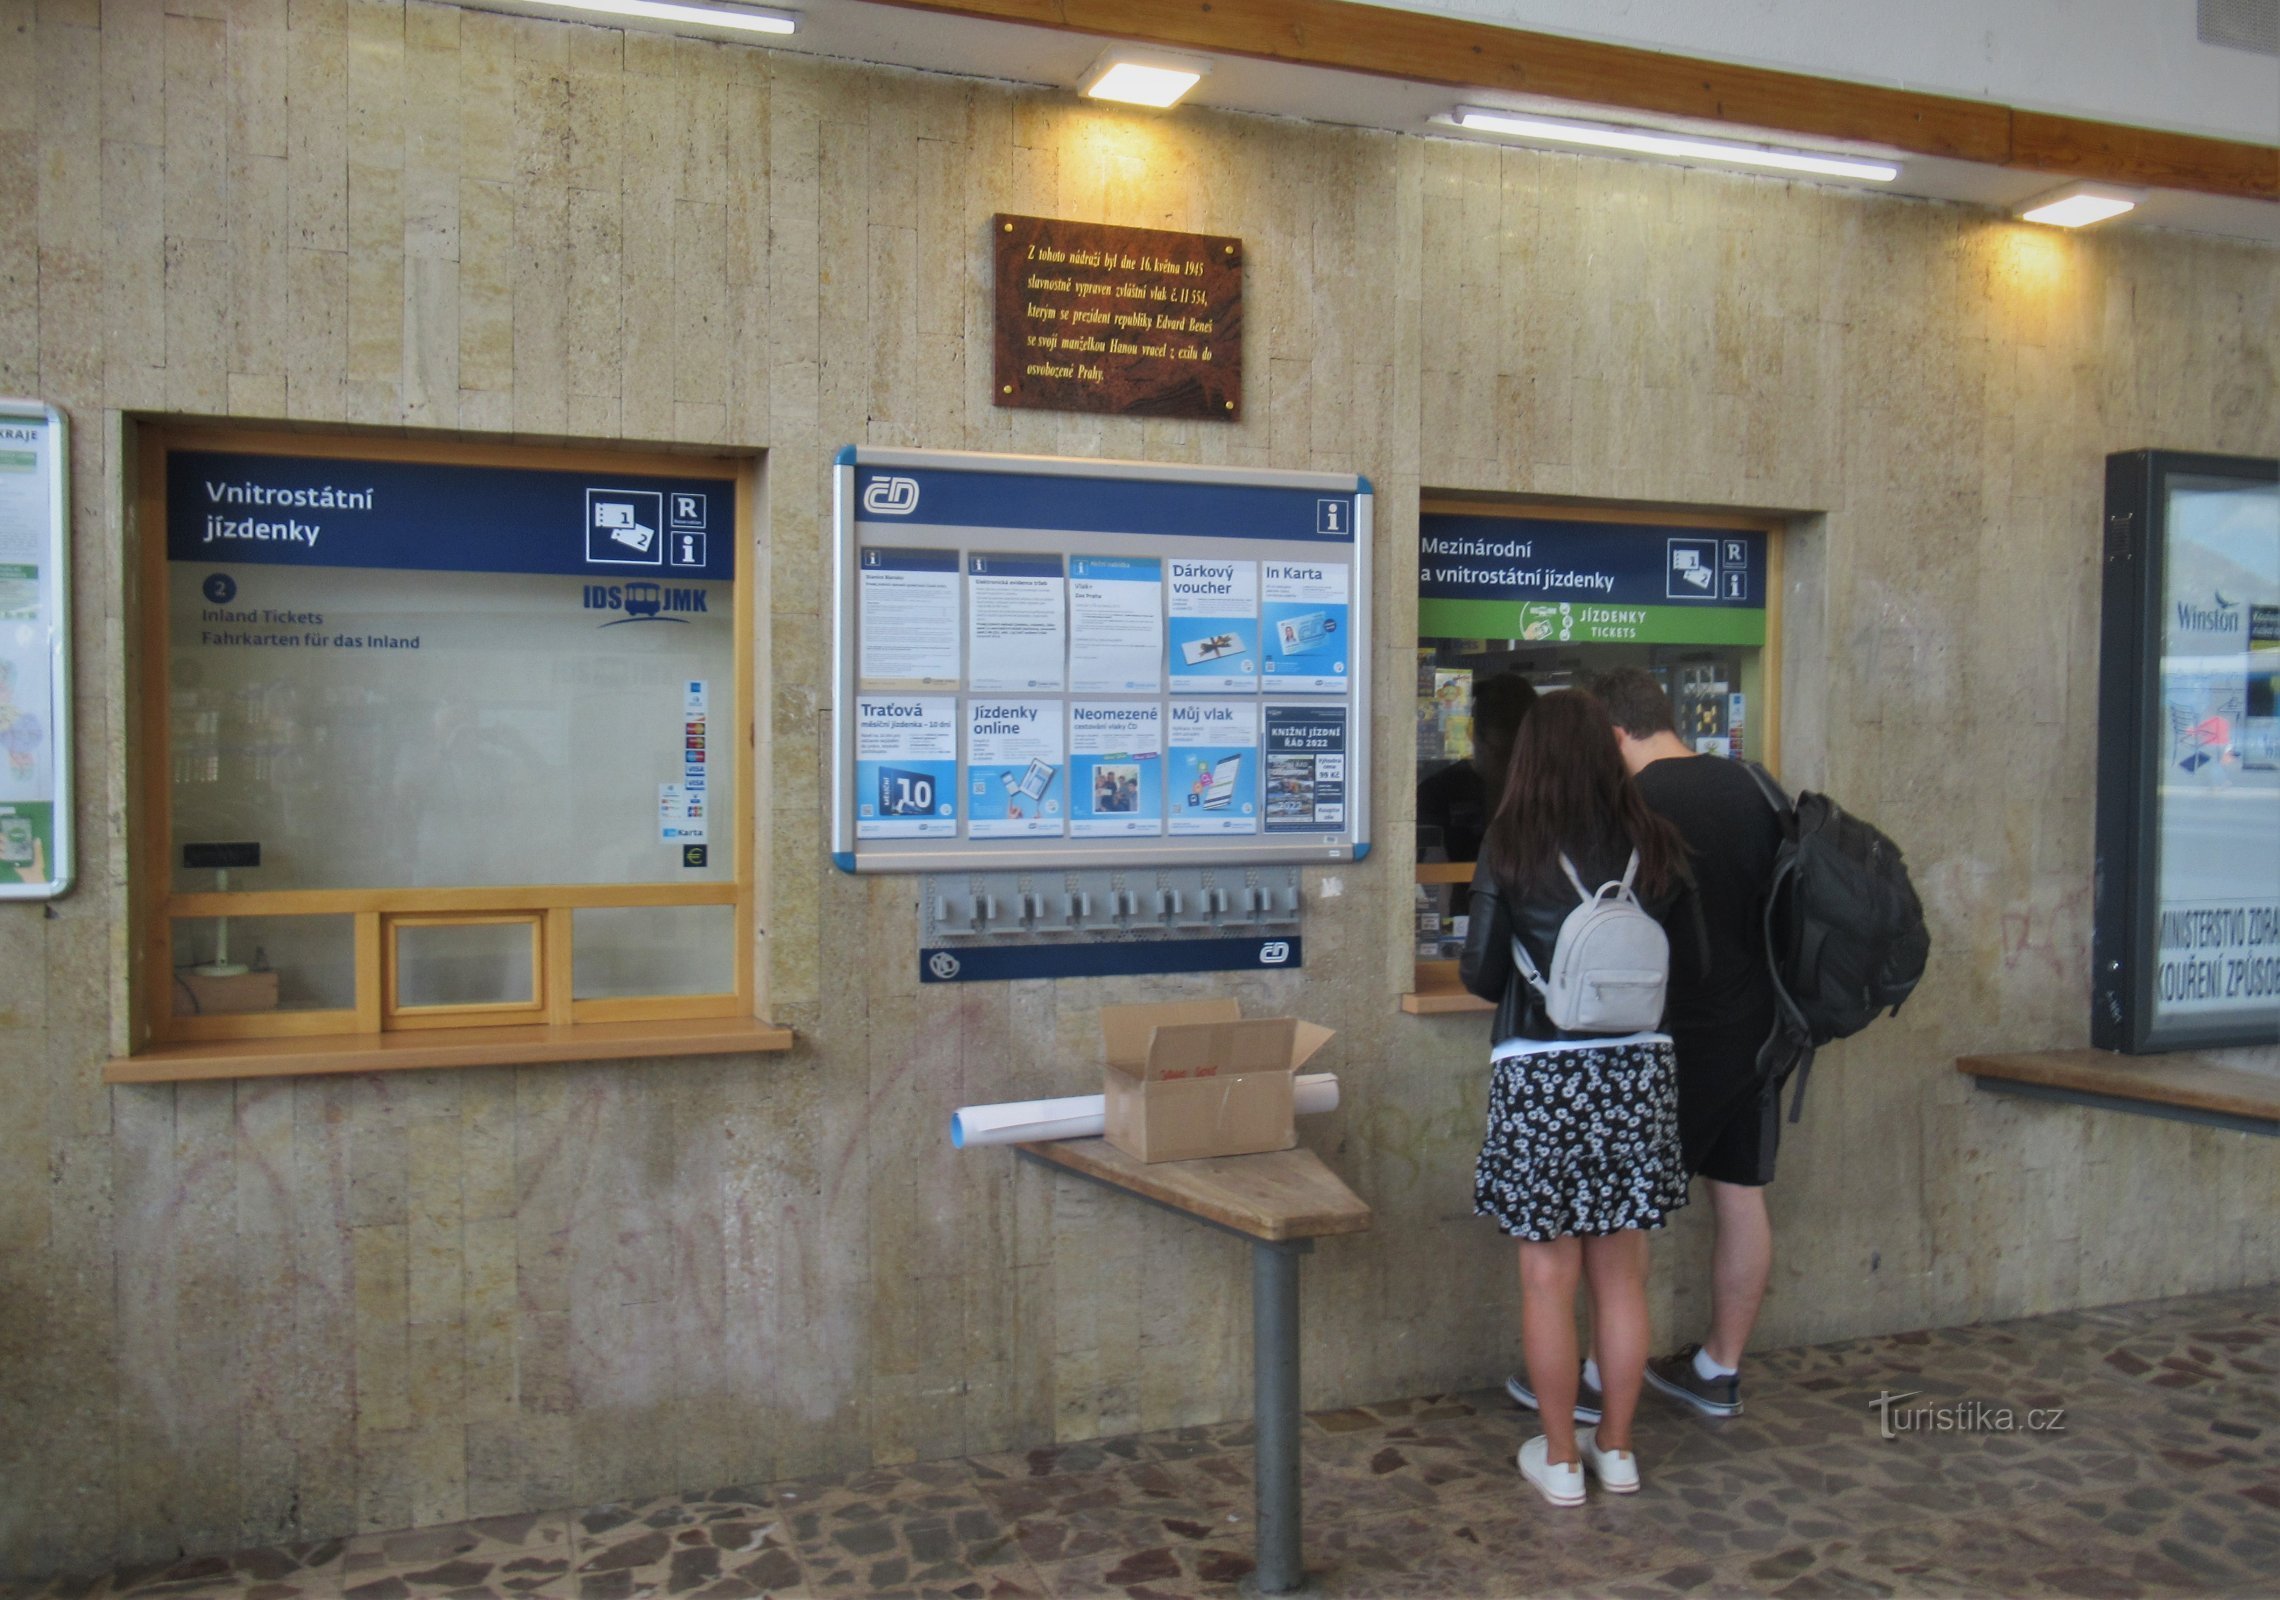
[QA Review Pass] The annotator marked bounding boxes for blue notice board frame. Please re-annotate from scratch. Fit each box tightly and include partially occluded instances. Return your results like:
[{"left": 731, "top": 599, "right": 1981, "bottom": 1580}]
[{"left": 832, "top": 448, "right": 1372, "bottom": 872}]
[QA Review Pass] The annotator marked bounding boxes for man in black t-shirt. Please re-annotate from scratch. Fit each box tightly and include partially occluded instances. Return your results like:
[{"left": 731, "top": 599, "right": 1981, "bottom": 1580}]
[{"left": 1595, "top": 667, "right": 1784, "bottom": 1419}]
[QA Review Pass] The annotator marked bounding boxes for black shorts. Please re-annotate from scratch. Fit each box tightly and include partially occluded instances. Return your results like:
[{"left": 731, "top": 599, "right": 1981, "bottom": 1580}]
[{"left": 1671, "top": 1011, "right": 1781, "bottom": 1187}]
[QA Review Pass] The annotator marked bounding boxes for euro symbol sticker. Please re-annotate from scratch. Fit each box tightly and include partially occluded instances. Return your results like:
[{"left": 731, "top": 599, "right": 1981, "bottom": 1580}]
[{"left": 862, "top": 475, "right": 920, "bottom": 516}]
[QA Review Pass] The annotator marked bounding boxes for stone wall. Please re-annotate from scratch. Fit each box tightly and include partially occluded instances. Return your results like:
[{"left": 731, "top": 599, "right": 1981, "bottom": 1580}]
[{"left": 0, "top": 0, "right": 2274, "bottom": 1577}]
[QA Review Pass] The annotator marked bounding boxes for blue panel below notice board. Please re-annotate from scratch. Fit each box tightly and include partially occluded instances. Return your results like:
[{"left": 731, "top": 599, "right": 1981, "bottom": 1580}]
[{"left": 920, "top": 937, "right": 1302, "bottom": 983}]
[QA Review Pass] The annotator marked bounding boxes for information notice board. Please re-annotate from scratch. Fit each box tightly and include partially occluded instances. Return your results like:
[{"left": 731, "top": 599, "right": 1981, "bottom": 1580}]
[
  {"left": 832, "top": 448, "right": 1372, "bottom": 872},
  {"left": 0, "top": 400, "right": 70, "bottom": 900}
]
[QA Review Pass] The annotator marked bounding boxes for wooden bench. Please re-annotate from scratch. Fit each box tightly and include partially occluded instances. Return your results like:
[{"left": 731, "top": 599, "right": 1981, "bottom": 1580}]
[
  {"left": 1956, "top": 1049, "right": 2280, "bottom": 1138},
  {"left": 1017, "top": 1138, "right": 1372, "bottom": 1595}
]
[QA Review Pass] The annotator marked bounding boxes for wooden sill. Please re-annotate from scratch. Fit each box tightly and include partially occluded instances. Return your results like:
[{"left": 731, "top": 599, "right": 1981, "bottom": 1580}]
[
  {"left": 1956, "top": 1049, "right": 2280, "bottom": 1137},
  {"left": 1402, "top": 958, "right": 1493, "bottom": 1016},
  {"left": 106, "top": 1016, "right": 796, "bottom": 1084}
]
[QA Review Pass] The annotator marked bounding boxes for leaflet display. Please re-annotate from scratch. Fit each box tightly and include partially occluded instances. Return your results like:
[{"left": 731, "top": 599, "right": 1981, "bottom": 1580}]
[
  {"left": 833, "top": 448, "right": 1371, "bottom": 871},
  {"left": 0, "top": 401, "right": 70, "bottom": 900}
]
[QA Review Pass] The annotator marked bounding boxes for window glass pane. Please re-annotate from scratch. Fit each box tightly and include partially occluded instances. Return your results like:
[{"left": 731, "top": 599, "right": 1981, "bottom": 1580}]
[
  {"left": 2152, "top": 474, "right": 2280, "bottom": 1033},
  {"left": 169, "top": 914, "right": 355, "bottom": 1015},
  {"left": 166, "top": 447, "right": 734, "bottom": 896},
  {"left": 169, "top": 565, "right": 732, "bottom": 893},
  {"left": 573, "top": 905, "right": 735, "bottom": 999},
  {"left": 394, "top": 921, "right": 536, "bottom": 1009}
]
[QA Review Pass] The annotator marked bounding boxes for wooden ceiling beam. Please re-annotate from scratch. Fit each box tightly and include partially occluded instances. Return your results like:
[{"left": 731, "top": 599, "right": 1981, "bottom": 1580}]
[{"left": 865, "top": 0, "right": 2280, "bottom": 202}]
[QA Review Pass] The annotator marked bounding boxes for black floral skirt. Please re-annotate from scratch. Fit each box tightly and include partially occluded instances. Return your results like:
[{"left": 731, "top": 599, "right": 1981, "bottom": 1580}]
[{"left": 1474, "top": 1038, "right": 1689, "bottom": 1241}]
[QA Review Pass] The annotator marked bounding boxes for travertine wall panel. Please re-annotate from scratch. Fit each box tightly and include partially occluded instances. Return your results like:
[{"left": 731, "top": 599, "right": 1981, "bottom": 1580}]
[{"left": 0, "top": 0, "right": 2275, "bottom": 1577}]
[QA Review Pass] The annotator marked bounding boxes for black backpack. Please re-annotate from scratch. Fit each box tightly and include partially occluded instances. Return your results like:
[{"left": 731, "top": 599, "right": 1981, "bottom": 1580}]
[{"left": 1741, "top": 764, "right": 1930, "bottom": 1121}]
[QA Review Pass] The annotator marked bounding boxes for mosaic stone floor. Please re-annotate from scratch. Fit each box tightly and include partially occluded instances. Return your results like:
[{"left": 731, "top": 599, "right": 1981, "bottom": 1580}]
[{"left": 8, "top": 1284, "right": 2274, "bottom": 1599}]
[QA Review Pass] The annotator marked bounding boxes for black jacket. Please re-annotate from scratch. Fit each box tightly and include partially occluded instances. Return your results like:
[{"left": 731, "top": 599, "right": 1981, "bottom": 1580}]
[{"left": 1459, "top": 842, "right": 1706, "bottom": 1045}]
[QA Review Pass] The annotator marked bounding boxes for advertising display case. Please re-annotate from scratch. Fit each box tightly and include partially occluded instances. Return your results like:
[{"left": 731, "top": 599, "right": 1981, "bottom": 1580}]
[{"left": 2094, "top": 450, "right": 2280, "bottom": 1052}]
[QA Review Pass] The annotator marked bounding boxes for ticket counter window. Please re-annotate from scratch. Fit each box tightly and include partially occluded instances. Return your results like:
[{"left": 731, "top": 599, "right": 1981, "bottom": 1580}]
[
  {"left": 1407, "top": 504, "right": 1778, "bottom": 1010},
  {"left": 137, "top": 430, "right": 757, "bottom": 1051}
]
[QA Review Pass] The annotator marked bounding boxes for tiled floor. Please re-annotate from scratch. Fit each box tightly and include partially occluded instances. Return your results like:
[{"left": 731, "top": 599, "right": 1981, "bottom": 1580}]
[{"left": 9, "top": 1285, "right": 2275, "bottom": 1599}]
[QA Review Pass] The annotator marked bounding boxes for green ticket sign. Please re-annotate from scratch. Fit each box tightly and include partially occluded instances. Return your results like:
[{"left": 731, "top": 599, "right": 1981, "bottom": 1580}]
[{"left": 1417, "top": 596, "right": 1766, "bottom": 646}]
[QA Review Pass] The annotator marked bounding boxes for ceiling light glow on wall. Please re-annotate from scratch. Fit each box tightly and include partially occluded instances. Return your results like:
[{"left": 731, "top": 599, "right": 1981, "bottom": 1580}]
[
  {"left": 2015, "top": 182, "right": 2141, "bottom": 228},
  {"left": 1450, "top": 107, "right": 1900, "bottom": 182},
  {"left": 1081, "top": 49, "right": 1210, "bottom": 108},
  {"left": 542, "top": 0, "right": 799, "bottom": 35}
]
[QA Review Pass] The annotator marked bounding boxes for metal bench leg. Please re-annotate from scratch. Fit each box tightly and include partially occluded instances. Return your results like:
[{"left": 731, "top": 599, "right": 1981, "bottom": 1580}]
[{"left": 1250, "top": 1237, "right": 1310, "bottom": 1594}]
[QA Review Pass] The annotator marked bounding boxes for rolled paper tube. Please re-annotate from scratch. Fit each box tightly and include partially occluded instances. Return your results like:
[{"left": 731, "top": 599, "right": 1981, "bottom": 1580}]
[{"left": 951, "top": 1072, "right": 1341, "bottom": 1149}]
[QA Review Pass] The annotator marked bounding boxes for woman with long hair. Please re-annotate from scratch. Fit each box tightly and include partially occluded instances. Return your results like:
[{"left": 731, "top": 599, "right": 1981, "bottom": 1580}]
[{"left": 1458, "top": 687, "right": 1700, "bottom": 1506}]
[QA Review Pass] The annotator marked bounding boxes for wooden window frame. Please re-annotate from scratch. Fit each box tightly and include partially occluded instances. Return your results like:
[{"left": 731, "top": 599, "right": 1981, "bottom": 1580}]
[
  {"left": 116, "top": 427, "right": 786, "bottom": 1081},
  {"left": 1404, "top": 497, "right": 1785, "bottom": 1015}
]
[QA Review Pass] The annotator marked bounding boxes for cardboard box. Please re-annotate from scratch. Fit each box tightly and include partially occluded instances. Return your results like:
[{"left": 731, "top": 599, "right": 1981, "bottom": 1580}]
[
  {"left": 1099, "top": 997, "right": 1335, "bottom": 1163},
  {"left": 171, "top": 967, "right": 281, "bottom": 1017}
]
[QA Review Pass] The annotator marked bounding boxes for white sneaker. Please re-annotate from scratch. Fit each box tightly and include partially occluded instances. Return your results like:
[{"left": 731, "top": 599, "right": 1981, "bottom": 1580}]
[
  {"left": 1578, "top": 1427, "right": 1640, "bottom": 1493},
  {"left": 1517, "top": 1435, "right": 1586, "bottom": 1507}
]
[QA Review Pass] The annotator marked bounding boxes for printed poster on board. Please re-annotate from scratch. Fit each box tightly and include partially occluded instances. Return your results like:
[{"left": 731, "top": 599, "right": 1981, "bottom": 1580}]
[
  {"left": 967, "top": 553, "right": 1066, "bottom": 693},
  {"left": 1263, "top": 703, "right": 1346, "bottom": 833},
  {"left": 0, "top": 406, "right": 64, "bottom": 897},
  {"left": 1167, "top": 558, "right": 1259, "bottom": 694},
  {"left": 967, "top": 698, "right": 1065, "bottom": 839},
  {"left": 1068, "top": 701, "right": 1164, "bottom": 838},
  {"left": 1068, "top": 556, "right": 1163, "bottom": 694},
  {"left": 1168, "top": 700, "right": 1259, "bottom": 835},
  {"left": 859, "top": 547, "right": 962, "bottom": 687},
  {"left": 855, "top": 696, "right": 959, "bottom": 839},
  {"left": 1261, "top": 560, "right": 1349, "bottom": 692}
]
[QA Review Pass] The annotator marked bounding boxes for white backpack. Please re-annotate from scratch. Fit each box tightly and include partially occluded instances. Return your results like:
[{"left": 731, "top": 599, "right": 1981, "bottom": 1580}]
[{"left": 1512, "top": 851, "right": 1670, "bottom": 1034}]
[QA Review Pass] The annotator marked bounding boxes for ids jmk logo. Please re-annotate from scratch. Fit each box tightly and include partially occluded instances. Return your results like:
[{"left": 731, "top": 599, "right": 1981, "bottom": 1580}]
[
  {"left": 863, "top": 475, "right": 920, "bottom": 516},
  {"left": 583, "top": 582, "right": 711, "bottom": 625}
]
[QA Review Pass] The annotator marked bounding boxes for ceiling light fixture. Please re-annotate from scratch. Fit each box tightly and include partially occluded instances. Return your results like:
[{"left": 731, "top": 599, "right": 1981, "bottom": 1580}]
[
  {"left": 1449, "top": 107, "right": 1901, "bottom": 183},
  {"left": 2014, "top": 182, "right": 2141, "bottom": 228},
  {"left": 1080, "top": 48, "right": 1211, "bottom": 108},
  {"left": 540, "top": 0, "right": 798, "bottom": 36}
]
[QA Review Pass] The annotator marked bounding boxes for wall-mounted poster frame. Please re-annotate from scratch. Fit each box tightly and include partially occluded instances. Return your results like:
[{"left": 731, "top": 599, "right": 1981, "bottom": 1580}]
[
  {"left": 0, "top": 399, "right": 72, "bottom": 901},
  {"left": 2093, "top": 448, "right": 2280, "bottom": 1053},
  {"left": 831, "top": 447, "right": 1372, "bottom": 873}
]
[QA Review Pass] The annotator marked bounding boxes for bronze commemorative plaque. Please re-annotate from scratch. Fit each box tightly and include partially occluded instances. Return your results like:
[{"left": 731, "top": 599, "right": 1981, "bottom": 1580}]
[{"left": 993, "top": 213, "right": 1242, "bottom": 421}]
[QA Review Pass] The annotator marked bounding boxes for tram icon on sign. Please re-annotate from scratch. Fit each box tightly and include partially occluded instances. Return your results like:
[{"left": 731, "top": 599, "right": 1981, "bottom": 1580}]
[{"left": 587, "top": 488, "right": 665, "bottom": 566}]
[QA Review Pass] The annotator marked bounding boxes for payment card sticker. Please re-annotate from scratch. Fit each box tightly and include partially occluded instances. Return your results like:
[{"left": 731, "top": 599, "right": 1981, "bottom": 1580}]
[
  {"left": 1261, "top": 561, "right": 1348, "bottom": 692},
  {"left": 1168, "top": 699, "right": 1259, "bottom": 836},
  {"left": 967, "top": 698, "right": 1065, "bottom": 839},
  {"left": 1068, "top": 701, "right": 1164, "bottom": 838},
  {"left": 1263, "top": 703, "right": 1347, "bottom": 834},
  {"left": 854, "top": 695, "right": 959, "bottom": 839},
  {"left": 1167, "top": 559, "right": 1259, "bottom": 694}
]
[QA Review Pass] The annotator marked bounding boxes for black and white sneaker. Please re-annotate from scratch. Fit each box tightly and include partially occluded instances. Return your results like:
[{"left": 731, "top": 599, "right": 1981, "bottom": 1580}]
[
  {"left": 1505, "top": 1367, "right": 1604, "bottom": 1425},
  {"left": 1644, "top": 1344, "right": 1744, "bottom": 1417}
]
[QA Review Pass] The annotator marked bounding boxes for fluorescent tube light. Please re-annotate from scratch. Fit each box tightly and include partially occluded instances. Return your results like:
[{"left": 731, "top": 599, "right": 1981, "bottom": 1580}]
[
  {"left": 540, "top": 0, "right": 798, "bottom": 35},
  {"left": 2015, "top": 183, "right": 2140, "bottom": 228},
  {"left": 1080, "top": 48, "right": 1210, "bottom": 108},
  {"left": 1451, "top": 107, "right": 1900, "bottom": 183}
]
